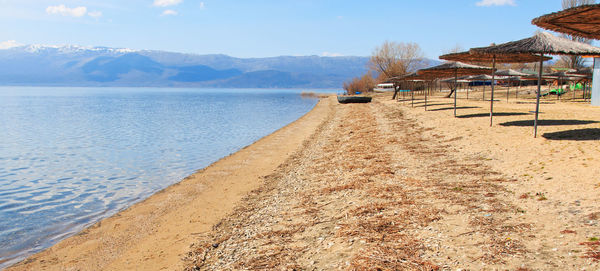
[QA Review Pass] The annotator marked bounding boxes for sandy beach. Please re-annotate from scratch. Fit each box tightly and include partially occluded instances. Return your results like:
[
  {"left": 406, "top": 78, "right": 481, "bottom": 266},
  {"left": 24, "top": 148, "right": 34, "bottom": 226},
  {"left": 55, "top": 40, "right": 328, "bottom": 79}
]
[
  {"left": 182, "top": 92, "right": 600, "bottom": 270},
  {"left": 8, "top": 90, "right": 600, "bottom": 270},
  {"left": 6, "top": 98, "right": 331, "bottom": 270}
]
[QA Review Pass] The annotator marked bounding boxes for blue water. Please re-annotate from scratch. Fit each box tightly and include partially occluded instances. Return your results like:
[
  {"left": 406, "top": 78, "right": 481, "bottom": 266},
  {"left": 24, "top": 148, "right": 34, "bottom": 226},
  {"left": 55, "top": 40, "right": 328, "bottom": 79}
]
[{"left": 0, "top": 87, "right": 323, "bottom": 267}]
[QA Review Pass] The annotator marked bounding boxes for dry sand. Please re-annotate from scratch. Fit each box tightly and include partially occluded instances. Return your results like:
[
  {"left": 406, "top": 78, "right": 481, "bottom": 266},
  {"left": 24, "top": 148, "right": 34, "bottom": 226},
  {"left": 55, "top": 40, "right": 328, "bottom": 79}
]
[
  {"left": 7, "top": 97, "right": 332, "bottom": 271},
  {"left": 185, "top": 92, "right": 600, "bottom": 270},
  {"left": 9, "top": 89, "right": 600, "bottom": 270}
]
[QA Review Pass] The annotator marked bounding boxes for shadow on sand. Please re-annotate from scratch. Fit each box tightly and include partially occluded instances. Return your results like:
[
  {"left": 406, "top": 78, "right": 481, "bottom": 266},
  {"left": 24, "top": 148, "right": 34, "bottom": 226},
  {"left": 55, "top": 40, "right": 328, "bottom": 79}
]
[
  {"left": 427, "top": 106, "right": 481, "bottom": 112},
  {"left": 456, "top": 112, "right": 531, "bottom": 119},
  {"left": 499, "top": 119, "right": 599, "bottom": 127},
  {"left": 415, "top": 103, "right": 454, "bottom": 107},
  {"left": 542, "top": 128, "right": 600, "bottom": 141}
]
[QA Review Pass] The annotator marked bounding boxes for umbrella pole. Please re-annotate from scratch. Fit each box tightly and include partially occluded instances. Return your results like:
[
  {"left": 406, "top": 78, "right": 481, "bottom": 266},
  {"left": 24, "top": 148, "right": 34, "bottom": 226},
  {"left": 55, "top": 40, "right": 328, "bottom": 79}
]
[
  {"left": 507, "top": 79, "right": 510, "bottom": 103},
  {"left": 483, "top": 84, "right": 485, "bottom": 101},
  {"left": 425, "top": 81, "right": 428, "bottom": 111},
  {"left": 454, "top": 69, "right": 458, "bottom": 117},
  {"left": 490, "top": 56, "right": 496, "bottom": 127},
  {"left": 557, "top": 77, "right": 561, "bottom": 101},
  {"left": 534, "top": 54, "right": 544, "bottom": 138},
  {"left": 517, "top": 80, "right": 521, "bottom": 99},
  {"left": 467, "top": 83, "right": 469, "bottom": 100},
  {"left": 411, "top": 82, "right": 414, "bottom": 107},
  {"left": 410, "top": 82, "right": 415, "bottom": 107}
]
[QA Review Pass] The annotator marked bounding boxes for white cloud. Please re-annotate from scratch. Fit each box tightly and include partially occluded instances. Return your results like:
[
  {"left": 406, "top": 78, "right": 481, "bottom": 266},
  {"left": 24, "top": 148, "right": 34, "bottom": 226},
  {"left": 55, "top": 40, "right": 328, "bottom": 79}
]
[
  {"left": 476, "top": 0, "right": 516, "bottom": 6},
  {"left": 336, "top": 16, "right": 343, "bottom": 20},
  {"left": 0, "top": 40, "right": 22, "bottom": 49},
  {"left": 153, "top": 0, "right": 183, "bottom": 7},
  {"left": 46, "top": 5, "right": 88, "bottom": 17},
  {"left": 199, "top": 2, "right": 205, "bottom": 9},
  {"left": 161, "top": 9, "right": 178, "bottom": 16},
  {"left": 321, "top": 52, "right": 344, "bottom": 57},
  {"left": 88, "top": 11, "right": 102, "bottom": 18}
]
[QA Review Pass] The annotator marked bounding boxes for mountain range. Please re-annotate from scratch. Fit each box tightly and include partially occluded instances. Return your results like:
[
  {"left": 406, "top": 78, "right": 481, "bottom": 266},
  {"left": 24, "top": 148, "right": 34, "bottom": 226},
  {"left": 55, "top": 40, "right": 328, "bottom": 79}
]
[{"left": 0, "top": 44, "right": 439, "bottom": 88}]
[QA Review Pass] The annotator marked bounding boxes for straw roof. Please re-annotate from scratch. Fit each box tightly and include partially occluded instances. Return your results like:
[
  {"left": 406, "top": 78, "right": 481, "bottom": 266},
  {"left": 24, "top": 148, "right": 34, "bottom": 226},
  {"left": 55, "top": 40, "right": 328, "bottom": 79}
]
[
  {"left": 542, "top": 71, "right": 589, "bottom": 81},
  {"left": 440, "top": 51, "right": 550, "bottom": 63},
  {"left": 532, "top": 4, "right": 600, "bottom": 40},
  {"left": 440, "top": 77, "right": 470, "bottom": 83},
  {"left": 504, "top": 76, "right": 524, "bottom": 81},
  {"left": 495, "top": 69, "right": 533, "bottom": 77},
  {"left": 468, "top": 74, "right": 495, "bottom": 81},
  {"left": 545, "top": 71, "right": 586, "bottom": 77},
  {"left": 390, "top": 72, "right": 437, "bottom": 82},
  {"left": 571, "top": 67, "right": 593, "bottom": 75},
  {"left": 471, "top": 32, "right": 600, "bottom": 56},
  {"left": 417, "top": 61, "right": 493, "bottom": 78}
]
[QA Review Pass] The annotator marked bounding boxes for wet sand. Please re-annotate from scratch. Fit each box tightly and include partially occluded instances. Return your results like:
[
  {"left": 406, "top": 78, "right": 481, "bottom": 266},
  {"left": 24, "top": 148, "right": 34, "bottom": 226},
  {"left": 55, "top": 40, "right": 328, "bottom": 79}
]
[{"left": 7, "top": 98, "right": 332, "bottom": 271}]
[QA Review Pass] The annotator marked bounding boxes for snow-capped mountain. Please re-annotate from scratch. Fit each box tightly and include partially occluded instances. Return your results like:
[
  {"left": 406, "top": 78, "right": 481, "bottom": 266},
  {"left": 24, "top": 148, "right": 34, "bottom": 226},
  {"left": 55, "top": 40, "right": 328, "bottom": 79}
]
[
  {"left": 0, "top": 43, "right": 378, "bottom": 88},
  {"left": 19, "top": 44, "right": 138, "bottom": 54}
]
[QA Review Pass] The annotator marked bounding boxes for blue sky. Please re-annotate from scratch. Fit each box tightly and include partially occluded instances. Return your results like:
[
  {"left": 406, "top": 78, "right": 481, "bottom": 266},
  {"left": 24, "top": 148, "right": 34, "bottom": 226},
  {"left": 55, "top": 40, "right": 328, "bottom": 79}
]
[{"left": 0, "top": 0, "right": 577, "bottom": 58}]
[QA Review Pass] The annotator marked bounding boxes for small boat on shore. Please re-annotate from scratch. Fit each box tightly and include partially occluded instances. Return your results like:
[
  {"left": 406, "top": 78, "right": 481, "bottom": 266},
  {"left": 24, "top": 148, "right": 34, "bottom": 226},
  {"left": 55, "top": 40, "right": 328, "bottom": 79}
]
[{"left": 337, "top": 96, "right": 372, "bottom": 104}]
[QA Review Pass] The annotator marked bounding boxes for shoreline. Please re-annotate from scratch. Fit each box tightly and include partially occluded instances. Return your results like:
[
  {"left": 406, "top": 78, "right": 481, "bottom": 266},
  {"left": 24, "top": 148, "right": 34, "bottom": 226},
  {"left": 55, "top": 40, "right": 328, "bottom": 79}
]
[
  {"left": 8, "top": 91, "right": 600, "bottom": 269},
  {"left": 7, "top": 96, "right": 334, "bottom": 270}
]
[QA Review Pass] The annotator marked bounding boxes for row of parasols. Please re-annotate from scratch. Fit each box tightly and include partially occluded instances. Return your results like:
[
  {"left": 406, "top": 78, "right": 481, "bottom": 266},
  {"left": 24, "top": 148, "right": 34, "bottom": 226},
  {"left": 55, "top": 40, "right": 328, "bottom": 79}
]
[
  {"left": 389, "top": 4, "right": 600, "bottom": 138},
  {"left": 401, "top": 67, "right": 591, "bottom": 103}
]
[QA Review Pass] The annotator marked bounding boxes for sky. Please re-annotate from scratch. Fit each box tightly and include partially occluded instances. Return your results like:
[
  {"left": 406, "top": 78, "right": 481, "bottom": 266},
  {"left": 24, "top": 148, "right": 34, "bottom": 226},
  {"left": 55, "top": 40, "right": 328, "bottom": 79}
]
[{"left": 0, "top": 0, "right": 582, "bottom": 59}]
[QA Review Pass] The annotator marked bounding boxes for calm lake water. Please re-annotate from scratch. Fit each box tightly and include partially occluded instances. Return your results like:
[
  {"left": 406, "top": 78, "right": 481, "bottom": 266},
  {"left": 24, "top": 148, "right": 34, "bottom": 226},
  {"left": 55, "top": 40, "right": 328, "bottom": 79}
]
[{"left": 0, "top": 87, "right": 324, "bottom": 267}]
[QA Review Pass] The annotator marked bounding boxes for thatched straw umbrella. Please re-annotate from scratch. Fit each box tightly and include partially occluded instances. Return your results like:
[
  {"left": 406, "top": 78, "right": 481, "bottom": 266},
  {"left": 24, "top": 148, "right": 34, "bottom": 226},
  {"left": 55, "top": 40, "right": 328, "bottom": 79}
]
[
  {"left": 544, "top": 70, "right": 587, "bottom": 98},
  {"left": 441, "top": 76, "right": 472, "bottom": 100},
  {"left": 391, "top": 72, "right": 435, "bottom": 110},
  {"left": 470, "top": 32, "right": 600, "bottom": 137},
  {"left": 496, "top": 69, "right": 534, "bottom": 102},
  {"left": 440, "top": 51, "right": 549, "bottom": 126},
  {"left": 533, "top": 5, "right": 600, "bottom": 106},
  {"left": 532, "top": 4, "right": 600, "bottom": 40},
  {"left": 568, "top": 68, "right": 593, "bottom": 100},
  {"left": 417, "top": 61, "right": 493, "bottom": 117},
  {"left": 468, "top": 74, "right": 498, "bottom": 102}
]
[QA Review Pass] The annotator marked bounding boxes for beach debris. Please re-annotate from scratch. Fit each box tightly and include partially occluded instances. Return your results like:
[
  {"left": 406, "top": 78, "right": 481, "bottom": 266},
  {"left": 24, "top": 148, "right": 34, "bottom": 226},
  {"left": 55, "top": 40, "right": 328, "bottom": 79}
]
[{"left": 184, "top": 96, "right": 536, "bottom": 270}]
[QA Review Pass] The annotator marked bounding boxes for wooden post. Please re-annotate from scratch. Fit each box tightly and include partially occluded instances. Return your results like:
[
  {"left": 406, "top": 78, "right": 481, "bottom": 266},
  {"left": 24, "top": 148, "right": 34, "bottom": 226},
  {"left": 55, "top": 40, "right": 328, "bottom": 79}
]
[
  {"left": 411, "top": 81, "right": 414, "bottom": 107},
  {"left": 483, "top": 83, "right": 486, "bottom": 101},
  {"left": 573, "top": 79, "right": 576, "bottom": 100},
  {"left": 516, "top": 79, "right": 521, "bottom": 99},
  {"left": 506, "top": 78, "right": 510, "bottom": 103},
  {"left": 557, "top": 76, "right": 561, "bottom": 101},
  {"left": 467, "top": 82, "right": 469, "bottom": 100},
  {"left": 454, "top": 69, "right": 458, "bottom": 117},
  {"left": 534, "top": 54, "right": 544, "bottom": 138},
  {"left": 490, "top": 55, "right": 496, "bottom": 127},
  {"left": 425, "top": 81, "right": 428, "bottom": 111}
]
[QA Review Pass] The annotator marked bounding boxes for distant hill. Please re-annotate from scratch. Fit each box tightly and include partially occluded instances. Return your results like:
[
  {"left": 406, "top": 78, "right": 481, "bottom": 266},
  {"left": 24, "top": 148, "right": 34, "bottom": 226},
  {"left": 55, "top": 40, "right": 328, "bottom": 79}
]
[{"left": 0, "top": 44, "right": 441, "bottom": 88}]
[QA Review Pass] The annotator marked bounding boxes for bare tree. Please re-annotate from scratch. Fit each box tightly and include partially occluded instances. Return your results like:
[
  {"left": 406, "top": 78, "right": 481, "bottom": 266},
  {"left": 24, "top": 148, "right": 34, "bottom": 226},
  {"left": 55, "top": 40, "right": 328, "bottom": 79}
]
[
  {"left": 369, "top": 41, "right": 424, "bottom": 99},
  {"left": 559, "top": 0, "right": 595, "bottom": 69}
]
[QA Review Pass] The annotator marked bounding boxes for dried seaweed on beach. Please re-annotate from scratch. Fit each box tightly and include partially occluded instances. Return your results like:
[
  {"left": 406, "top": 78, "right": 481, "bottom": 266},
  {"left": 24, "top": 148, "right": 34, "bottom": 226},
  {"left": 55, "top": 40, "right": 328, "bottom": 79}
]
[{"left": 184, "top": 95, "right": 533, "bottom": 270}]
